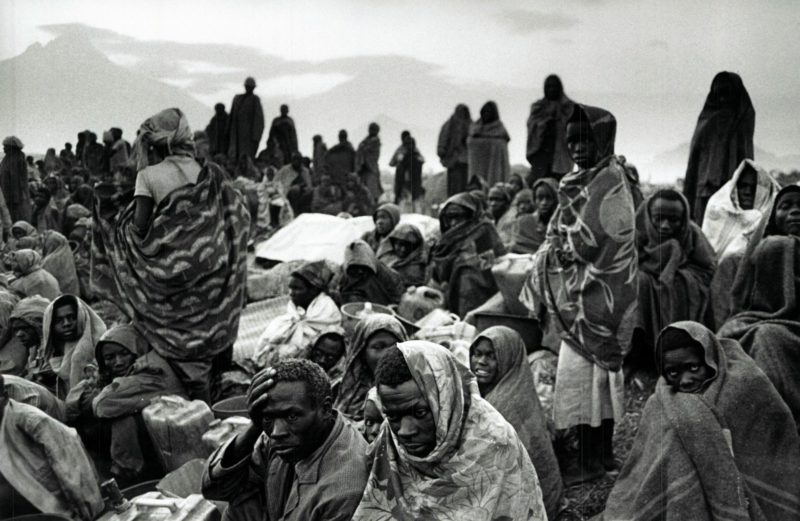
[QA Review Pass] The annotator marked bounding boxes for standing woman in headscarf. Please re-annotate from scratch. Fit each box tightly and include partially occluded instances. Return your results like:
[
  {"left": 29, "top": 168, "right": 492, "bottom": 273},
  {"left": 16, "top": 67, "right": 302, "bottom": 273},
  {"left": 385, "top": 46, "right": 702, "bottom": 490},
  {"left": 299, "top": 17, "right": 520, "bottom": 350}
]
[
  {"left": 430, "top": 192, "right": 506, "bottom": 317},
  {"left": 526, "top": 74, "right": 574, "bottom": 184},
  {"left": 92, "top": 108, "right": 250, "bottom": 402},
  {"left": 470, "top": 326, "right": 564, "bottom": 520},
  {"left": 683, "top": 72, "right": 755, "bottom": 224},
  {"left": 437, "top": 104, "right": 472, "bottom": 197},
  {"left": 467, "top": 101, "right": 511, "bottom": 187},
  {"left": 0, "top": 136, "right": 32, "bottom": 224}
]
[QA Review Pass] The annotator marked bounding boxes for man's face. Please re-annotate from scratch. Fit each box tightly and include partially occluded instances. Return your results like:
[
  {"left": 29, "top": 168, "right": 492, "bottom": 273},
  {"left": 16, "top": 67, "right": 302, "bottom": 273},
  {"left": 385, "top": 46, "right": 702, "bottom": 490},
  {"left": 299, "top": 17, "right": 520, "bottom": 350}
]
[
  {"left": 487, "top": 193, "right": 508, "bottom": 219},
  {"left": 310, "top": 336, "right": 345, "bottom": 372},
  {"left": 259, "top": 380, "right": 330, "bottom": 463},
  {"left": 379, "top": 379, "right": 436, "bottom": 457},
  {"left": 288, "top": 276, "right": 318, "bottom": 310},
  {"left": 662, "top": 345, "right": 712, "bottom": 393},
  {"left": 52, "top": 303, "right": 79, "bottom": 342},
  {"left": 566, "top": 121, "right": 598, "bottom": 169},
  {"left": 650, "top": 197, "right": 685, "bottom": 242},
  {"left": 774, "top": 192, "right": 800, "bottom": 236},
  {"left": 374, "top": 211, "right": 394, "bottom": 236},
  {"left": 736, "top": 168, "right": 757, "bottom": 210},
  {"left": 13, "top": 323, "right": 39, "bottom": 349},
  {"left": 101, "top": 342, "right": 137, "bottom": 378}
]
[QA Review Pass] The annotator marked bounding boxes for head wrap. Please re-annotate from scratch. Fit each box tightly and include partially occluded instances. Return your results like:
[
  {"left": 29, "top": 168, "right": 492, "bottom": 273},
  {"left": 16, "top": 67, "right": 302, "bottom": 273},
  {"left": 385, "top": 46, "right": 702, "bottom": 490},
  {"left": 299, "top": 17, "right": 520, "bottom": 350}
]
[{"left": 130, "top": 108, "right": 195, "bottom": 171}]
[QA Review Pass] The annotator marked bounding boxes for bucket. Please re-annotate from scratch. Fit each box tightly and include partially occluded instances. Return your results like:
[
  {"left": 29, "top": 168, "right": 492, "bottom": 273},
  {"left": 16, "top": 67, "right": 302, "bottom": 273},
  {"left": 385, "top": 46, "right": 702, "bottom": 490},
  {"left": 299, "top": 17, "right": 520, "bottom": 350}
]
[
  {"left": 211, "top": 396, "right": 249, "bottom": 420},
  {"left": 472, "top": 312, "right": 543, "bottom": 354},
  {"left": 340, "top": 302, "right": 394, "bottom": 336}
]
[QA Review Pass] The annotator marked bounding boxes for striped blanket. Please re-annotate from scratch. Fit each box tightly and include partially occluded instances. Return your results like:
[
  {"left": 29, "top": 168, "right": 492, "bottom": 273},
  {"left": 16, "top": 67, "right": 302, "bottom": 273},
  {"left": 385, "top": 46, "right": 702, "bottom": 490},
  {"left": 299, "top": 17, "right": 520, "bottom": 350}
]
[{"left": 92, "top": 163, "right": 249, "bottom": 361}]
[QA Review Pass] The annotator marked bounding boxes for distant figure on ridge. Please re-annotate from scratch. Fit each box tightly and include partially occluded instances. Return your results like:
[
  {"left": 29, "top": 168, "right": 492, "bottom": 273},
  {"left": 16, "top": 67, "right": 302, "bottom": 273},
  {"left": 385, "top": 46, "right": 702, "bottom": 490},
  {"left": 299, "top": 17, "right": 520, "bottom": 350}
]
[
  {"left": 325, "top": 130, "right": 356, "bottom": 186},
  {"left": 206, "top": 102, "right": 230, "bottom": 156},
  {"left": 355, "top": 122, "right": 382, "bottom": 201},
  {"left": 438, "top": 104, "right": 472, "bottom": 197},
  {"left": 227, "top": 77, "right": 265, "bottom": 159},
  {"left": 268, "top": 104, "right": 298, "bottom": 162},
  {"left": 526, "top": 74, "right": 574, "bottom": 183}
]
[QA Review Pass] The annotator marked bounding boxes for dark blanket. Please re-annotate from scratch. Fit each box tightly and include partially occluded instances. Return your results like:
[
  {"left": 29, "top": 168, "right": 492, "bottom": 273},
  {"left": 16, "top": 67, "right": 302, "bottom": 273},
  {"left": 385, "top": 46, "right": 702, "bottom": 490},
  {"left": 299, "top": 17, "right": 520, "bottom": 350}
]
[
  {"left": 600, "top": 321, "right": 800, "bottom": 521},
  {"left": 92, "top": 163, "right": 250, "bottom": 361}
]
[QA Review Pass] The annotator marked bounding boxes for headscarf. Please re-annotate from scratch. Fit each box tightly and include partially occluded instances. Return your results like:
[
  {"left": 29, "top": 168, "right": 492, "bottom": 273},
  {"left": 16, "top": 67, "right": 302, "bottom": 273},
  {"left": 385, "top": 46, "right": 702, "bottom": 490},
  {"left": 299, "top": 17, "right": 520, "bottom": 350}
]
[
  {"left": 131, "top": 108, "right": 195, "bottom": 171},
  {"left": 9, "top": 249, "right": 44, "bottom": 276},
  {"left": 11, "top": 221, "right": 38, "bottom": 240},
  {"left": 437, "top": 104, "right": 472, "bottom": 168},
  {"left": 366, "top": 203, "right": 401, "bottom": 258},
  {"left": 386, "top": 223, "right": 426, "bottom": 269},
  {"left": 291, "top": 260, "right": 333, "bottom": 293},
  {"left": 2, "top": 136, "right": 24, "bottom": 149},
  {"left": 353, "top": 341, "right": 546, "bottom": 521},
  {"left": 341, "top": 240, "right": 406, "bottom": 306},
  {"left": 0, "top": 290, "right": 20, "bottom": 346},
  {"left": 471, "top": 327, "right": 564, "bottom": 518},
  {"left": 764, "top": 185, "right": 800, "bottom": 238},
  {"left": 569, "top": 103, "right": 616, "bottom": 159},
  {"left": 41, "top": 230, "right": 80, "bottom": 296},
  {"left": 602, "top": 321, "right": 800, "bottom": 521},
  {"left": 9, "top": 295, "right": 49, "bottom": 337},
  {"left": 334, "top": 314, "right": 408, "bottom": 420},
  {"left": 702, "top": 159, "right": 780, "bottom": 257},
  {"left": 94, "top": 324, "right": 150, "bottom": 380}
]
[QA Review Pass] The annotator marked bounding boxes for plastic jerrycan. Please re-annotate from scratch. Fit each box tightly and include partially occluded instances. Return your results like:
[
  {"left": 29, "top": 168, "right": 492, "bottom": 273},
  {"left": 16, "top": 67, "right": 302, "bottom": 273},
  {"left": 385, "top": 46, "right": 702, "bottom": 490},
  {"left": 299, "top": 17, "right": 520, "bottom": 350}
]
[
  {"left": 142, "top": 395, "right": 215, "bottom": 472},
  {"left": 202, "top": 417, "right": 252, "bottom": 453}
]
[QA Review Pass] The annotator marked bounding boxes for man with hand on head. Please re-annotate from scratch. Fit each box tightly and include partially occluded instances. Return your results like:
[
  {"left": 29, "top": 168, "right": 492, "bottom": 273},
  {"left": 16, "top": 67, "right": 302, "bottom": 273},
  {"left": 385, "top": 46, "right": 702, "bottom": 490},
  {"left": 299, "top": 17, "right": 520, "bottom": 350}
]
[{"left": 202, "top": 359, "right": 368, "bottom": 521}]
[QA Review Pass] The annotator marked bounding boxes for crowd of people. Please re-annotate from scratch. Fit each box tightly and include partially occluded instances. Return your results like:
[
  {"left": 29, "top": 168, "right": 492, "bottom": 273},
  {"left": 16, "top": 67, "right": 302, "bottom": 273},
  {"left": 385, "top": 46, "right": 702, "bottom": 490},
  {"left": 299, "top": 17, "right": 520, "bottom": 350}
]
[{"left": 0, "top": 69, "right": 798, "bottom": 521}]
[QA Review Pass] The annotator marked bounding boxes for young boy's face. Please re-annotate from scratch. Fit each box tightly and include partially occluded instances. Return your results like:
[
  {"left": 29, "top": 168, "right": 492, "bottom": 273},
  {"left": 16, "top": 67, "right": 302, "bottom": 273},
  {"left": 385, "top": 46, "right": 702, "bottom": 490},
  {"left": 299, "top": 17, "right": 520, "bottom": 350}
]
[
  {"left": 363, "top": 400, "right": 383, "bottom": 444},
  {"left": 662, "top": 345, "right": 712, "bottom": 393},
  {"left": 566, "top": 121, "right": 598, "bottom": 169}
]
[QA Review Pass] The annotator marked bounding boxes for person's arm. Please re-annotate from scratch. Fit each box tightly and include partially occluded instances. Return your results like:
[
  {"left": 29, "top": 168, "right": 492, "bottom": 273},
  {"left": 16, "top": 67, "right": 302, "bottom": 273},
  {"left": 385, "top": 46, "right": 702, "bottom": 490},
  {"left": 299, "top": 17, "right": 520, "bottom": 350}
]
[{"left": 133, "top": 196, "right": 154, "bottom": 232}]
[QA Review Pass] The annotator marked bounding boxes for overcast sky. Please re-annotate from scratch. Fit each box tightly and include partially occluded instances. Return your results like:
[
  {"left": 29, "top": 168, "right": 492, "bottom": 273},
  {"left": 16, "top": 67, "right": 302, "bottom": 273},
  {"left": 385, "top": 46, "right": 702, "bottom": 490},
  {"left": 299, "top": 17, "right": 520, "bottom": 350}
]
[{"left": 3, "top": 0, "right": 799, "bottom": 97}]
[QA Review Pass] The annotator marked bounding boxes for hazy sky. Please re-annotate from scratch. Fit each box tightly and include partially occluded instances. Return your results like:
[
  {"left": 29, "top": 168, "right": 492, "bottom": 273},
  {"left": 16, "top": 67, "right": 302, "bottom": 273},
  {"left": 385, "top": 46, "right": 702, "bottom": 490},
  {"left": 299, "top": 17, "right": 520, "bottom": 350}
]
[{"left": 3, "top": 0, "right": 799, "bottom": 97}]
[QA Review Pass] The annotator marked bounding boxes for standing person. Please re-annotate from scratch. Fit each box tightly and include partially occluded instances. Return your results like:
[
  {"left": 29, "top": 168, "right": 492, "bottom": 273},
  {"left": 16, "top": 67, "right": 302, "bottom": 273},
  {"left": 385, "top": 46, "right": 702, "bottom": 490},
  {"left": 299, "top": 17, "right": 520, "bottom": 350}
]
[
  {"left": 82, "top": 132, "right": 106, "bottom": 179},
  {"left": 523, "top": 103, "right": 637, "bottom": 485},
  {"left": 108, "top": 128, "right": 129, "bottom": 174},
  {"left": 75, "top": 131, "right": 87, "bottom": 165},
  {"left": 324, "top": 130, "right": 356, "bottom": 186},
  {"left": 312, "top": 134, "right": 328, "bottom": 182},
  {"left": 206, "top": 103, "right": 230, "bottom": 157},
  {"left": 467, "top": 101, "right": 510, "bottom": 187},
  {"left": 92, "top": 108, "right": 250, "bottom": 402},
  {"left": 0, "top": 136, "right": 32, "bottom": 224},
  {"left": 227, "top": 77, "right": 265, "bottom": 159},
  {"left": 526, "top": 74, "right": 574, "bottom": 184},
  {"left": 438, "top": 104, "right": 472, "bottom": 197},
  {"left": 684, "top": 71, "right": 755, "bottom": 224},
  {"left": 355, "top": 122, "right": 382, "bottom": 201},
  {"left": 389, "top": 132, "right": 425, "bottom": 207},
  {"left": 59, "top": 142, "right": 76, "bottom": 168},
  {"left": 267, "top": 104, "right": 298, "bottom": 162}
]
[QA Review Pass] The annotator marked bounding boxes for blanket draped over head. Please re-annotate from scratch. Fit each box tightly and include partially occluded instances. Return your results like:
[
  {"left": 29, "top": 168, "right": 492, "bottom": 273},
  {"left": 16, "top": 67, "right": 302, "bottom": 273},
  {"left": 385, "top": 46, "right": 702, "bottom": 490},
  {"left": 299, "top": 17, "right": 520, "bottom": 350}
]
[
  {"left": 92, "top": 162, "right": 250, "bottom": 362},
  {"left": 635, "top": 190, "right": 716, "bottom": 350},
  {"left": 467, "top": 118, "right": 510, "bottom": 186},
  {"left": 340, "top": 239, "right": 406, "bottom": 306},
  {"left": 473, "top": 326, "right": 563, "bottom": 519},
  {"left": 437, "top": 104, "right": 471, "bottom": 168},
  {"left": 353, "top": 341, "right": 546, "bottom": 521},
  {"left": 601, "top": 321, "right": 800, "bottom": 521},
  {"left": 431, "top": 192, "right": 506, "bottom": 317},
  {"left": 0, "top": 400, "right": 104, "bottom": 521},
  {"left": 718, "top": 196, "right": 800, "bottom": 425},
  {"left": 356, "top": 134, "right": 383, "bottom": 200},
  {"left": 8, "top": 249, "right": 61, "bottom": 300},
  {"left": 521, "top": 105, "right": 637, "bottom": 371},
  {"left": 41, "top": 230, "right": 80, "bottom": 296},
  {"left": 683, "top": 71, "right": 755, "bottom": 224},
  {"left": 334, "top": 314, "right": 408, "bottom": 421},
  {"left": 526, "top": 75, "right": 574, "bottom": 177},
  {"left": 386, "top": 223, "right": 429, "bottom": 287}
]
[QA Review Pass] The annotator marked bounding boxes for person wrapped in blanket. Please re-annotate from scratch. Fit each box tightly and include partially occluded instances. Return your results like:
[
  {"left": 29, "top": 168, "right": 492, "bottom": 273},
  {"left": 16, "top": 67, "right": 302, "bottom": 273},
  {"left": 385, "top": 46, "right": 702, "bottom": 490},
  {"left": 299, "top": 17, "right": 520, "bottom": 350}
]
[
  {"left": 256, "top": 260, "right": 342, "bottom": 367},
  {"left": 718, "top": 185, "right": 800, "bottom": 427},
  {"left": 7, "top": 249, "right": 61, "bottom": 300},
  {"left": 339, "top": 239, "right": 405, "bottom": 307},
  {"left": 1, "top": 295, "right": 47, "bottom": 376},
  {"left": 360, "top": 202, "right": 401, "bottom": 262},
  {"left": 352, "top": 342, "right": 547, "bottom": 521},
  {"left": 92, "top": 107, "right": 249, "bottom": 402},
  {"left": 430, "top": 192, "right": 506, "bottom": 317},
  {"left": 510, "top": 179, "right": 558, "bottom": 254},
  {"left": 0, "top": 374, "right": 104, "bottom": 521},
  {"left": 488, "top": 183, "right": 517, "bottom": 248},
  {"left": 599, "top": 322, "right": 800, "bottom": 521},
  {"left": 382, "top": 223, "right": 430, "bottom": 288},
  {"left": 520, "top": 103, "right": 637, "bottom": 486},
  {"left": 65, "top": 324, "right": 186, "bottom": 483}
]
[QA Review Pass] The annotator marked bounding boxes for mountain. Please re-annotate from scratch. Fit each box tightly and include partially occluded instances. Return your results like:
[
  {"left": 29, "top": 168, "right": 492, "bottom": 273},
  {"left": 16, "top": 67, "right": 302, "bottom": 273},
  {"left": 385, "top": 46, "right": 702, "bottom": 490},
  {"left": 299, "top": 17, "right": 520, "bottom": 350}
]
[{"left": 0, "top": 32, "right": 209, "bottom": 155}]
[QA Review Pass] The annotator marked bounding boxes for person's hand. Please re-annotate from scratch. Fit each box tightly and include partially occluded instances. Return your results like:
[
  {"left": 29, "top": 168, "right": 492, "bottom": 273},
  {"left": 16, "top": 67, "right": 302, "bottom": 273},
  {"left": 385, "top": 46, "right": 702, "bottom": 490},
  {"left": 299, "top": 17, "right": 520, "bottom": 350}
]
[{"left": 247, "top": 367, "right": 277, "bottom": 427}]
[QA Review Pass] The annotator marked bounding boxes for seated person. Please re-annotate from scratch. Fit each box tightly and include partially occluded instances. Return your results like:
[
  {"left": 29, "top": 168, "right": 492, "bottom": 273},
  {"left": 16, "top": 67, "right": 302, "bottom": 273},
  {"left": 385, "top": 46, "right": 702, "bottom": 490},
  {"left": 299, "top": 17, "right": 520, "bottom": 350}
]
[
  {"left": 385, "top": 223, "right": 429, "bottom": 287},
  {"left": 0, "top": 374, "right": 104, "bottom": 521},
  {"left": 3, "top": 373, "right": 65, "bottom": 420},
  {"left": 706, "top": 161, "right": 780, "bottom": 327},
  {"left": 310, "top": 174, "right": 344, "bottom": 215},
  {"left": 308, "top": 327, "right": 347, "bottom": 383},
  {"left": 275, "top": 152, "right": 314, "bottom": 215},
  {"left": 430, "top": 192, "right": 506, "bottom": 317},
  {"left": 28, "top": 294, "right": 107, "bottom": 397},
  {"left": 488, "top": 183, "right": 516, "bottom": 247},
  {"left": 600, "top": 322, "right": 800, "bottom": 520},
  {"left": 360, "top": 203, "right": 401, "bottom": 259},
  {"left": 342, "top": 172, "right": 375, "bottom": 217},
  {"left": 361, "top": 387, "right": 383, "bottom": 445},
  {"left": 718, "top": 185, "right": 800, "bottom": 426},
  {"left": 65, "top": 324, "right": 186, "bottom": 481},
  {"left": 7, "top": 249, "right": 60, "bottom": 300},
  {"left": 354, "top": 342, "right": 546, "bottom": 520},
  {"left": 470, "top": 326, "right": 563, "bottom": 520},
  {"left": 334, "top": 314, "right": 408, "bottom": 421},
  {"left": 0, "top": 291, "right": 20, "bottom": 374},
  {"left": 41, "top": 229, "right": 80, "bottom": 296},
  {"left": 256, "top": 261, "right": 341, "bottom": 367},
  {"left": 202, "top": 360, "right": 369, "bottom": 521},
  {"left": 2, "top": 295, "right": 49, "bottom": 376},
  {"left": 633, "top": 189, "right": 716, "bottom": 369},
  {"left": 340, "top": 240, "right": 405, "bottom": 306},
  {"left": 510, "top": 178, "right": 558, "bottom": 254}
]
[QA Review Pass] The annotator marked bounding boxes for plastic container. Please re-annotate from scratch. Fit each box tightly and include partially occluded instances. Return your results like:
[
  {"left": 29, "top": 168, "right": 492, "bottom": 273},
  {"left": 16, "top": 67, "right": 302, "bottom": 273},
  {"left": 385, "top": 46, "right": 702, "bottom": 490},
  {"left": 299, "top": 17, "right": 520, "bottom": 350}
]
[
  {"left": 340, "top": 302, "right": 394, "bottom": 336},
  {"left": 472, "top": 312, "right": 543, "bottom": 354},
  {"left": 202, "top": 416, "right": 252, "bottom": 453},
  {"left": 96, "top": 492, "right": 220, "bottom": 521},
  {"left": 211, "top": 396, "right": 249, "bottom": 420},
  {"left": 397, "top": 286, "right": 445, "bottom": 322},
  {"left": 142, "top": 395, "right": 215, "bottom": 472},
  {"left": 121, "top": 480, "right": 160, "bottom": 500}
]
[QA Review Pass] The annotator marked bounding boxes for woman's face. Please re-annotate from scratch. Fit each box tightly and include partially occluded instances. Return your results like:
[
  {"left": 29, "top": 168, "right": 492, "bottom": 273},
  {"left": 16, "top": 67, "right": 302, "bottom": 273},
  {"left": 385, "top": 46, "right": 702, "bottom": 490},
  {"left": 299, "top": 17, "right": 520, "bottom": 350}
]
[
  {"left": 470, "top": 339, "right": 498, "bottom": 391},
  {"left": 364, "top": 330, "right": 400, "bottom": 375},
  {"left": 535, "top": 185, "right": 556, "bottom": 217},
  {"left": 774, "top": 192, "right": 800, "bottom": 236}
]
